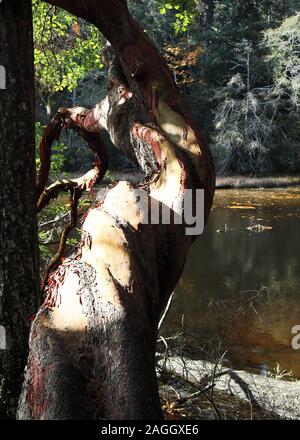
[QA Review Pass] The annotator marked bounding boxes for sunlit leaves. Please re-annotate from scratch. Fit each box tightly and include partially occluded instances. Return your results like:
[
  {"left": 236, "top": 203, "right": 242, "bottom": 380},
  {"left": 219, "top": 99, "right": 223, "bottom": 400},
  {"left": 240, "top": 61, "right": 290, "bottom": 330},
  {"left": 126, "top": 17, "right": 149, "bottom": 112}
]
[
  {"left": 164, "top": 44, "right": 203, "bottom": 84},
  {"left": 32, "top": 0, "right": 103, "bottom": 94},
  {"left": 157, "top": 0, "right": 196, "bottom": 34}
]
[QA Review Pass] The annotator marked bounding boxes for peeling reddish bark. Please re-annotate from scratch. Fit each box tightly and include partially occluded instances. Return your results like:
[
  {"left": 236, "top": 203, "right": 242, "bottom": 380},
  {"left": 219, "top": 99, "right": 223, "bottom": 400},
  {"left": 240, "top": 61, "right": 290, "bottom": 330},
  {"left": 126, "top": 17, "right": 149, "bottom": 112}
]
[
  {"left": 36, "top": 114, "right": 64, "bottom": 201},
  {"left": 18, "top": 0, "right": 215, "bottom": 420},
  {"left": 131, "top": 123, "right": 164, "bottom": 165}
]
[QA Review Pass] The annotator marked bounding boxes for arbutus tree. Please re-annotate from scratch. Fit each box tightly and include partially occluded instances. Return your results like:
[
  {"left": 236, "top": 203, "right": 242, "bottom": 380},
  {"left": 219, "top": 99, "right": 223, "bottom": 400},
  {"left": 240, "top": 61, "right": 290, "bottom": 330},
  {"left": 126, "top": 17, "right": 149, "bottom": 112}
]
[{"left": 17, "top": 0, "right": 215, "bottom": 419}]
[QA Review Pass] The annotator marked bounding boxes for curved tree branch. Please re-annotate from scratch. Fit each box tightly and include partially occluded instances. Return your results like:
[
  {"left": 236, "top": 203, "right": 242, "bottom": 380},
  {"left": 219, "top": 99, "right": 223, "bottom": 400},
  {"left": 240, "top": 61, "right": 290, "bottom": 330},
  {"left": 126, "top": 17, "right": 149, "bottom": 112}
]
[
  {"left": 41, "top": 186, "right": 82, "bottom": 291},
  {"left": 36, "top": 113, "right": 64, "bottom": 201},
  {"left": 37, "top": 114, "right": 109, "bottom": 290},
  {"left": 43, "top": 0, "right": 180, "bottom": 105}
]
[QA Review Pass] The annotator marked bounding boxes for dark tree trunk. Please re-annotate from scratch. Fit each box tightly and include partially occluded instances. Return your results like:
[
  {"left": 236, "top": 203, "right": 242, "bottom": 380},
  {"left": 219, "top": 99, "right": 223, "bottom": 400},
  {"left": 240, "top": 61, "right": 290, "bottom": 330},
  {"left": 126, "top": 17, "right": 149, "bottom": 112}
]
[
  {"left": 203, "top": 0, "right": 215, "bottom": 31},
  {"left": 0, "top": 0, "right": 40, "bottom": 418}
]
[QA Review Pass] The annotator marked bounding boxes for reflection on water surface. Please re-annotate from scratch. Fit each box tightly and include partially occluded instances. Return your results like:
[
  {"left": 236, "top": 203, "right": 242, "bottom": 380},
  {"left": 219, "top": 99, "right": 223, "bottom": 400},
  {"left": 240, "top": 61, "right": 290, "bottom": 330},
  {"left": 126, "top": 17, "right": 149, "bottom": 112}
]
[{"left": 165, "top": 187, "right": 300, "bottom": 378}]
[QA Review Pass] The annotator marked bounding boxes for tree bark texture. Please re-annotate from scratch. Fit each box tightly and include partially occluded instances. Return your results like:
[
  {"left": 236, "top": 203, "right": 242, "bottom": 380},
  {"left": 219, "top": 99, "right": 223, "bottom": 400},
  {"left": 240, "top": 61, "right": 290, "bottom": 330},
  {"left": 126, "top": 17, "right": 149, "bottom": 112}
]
[
  {"left": 0, "top": 0, "right": 40, "bottom": 419},
  {"left": 17, "top": 0, "right": 215, "bottom": 420}
]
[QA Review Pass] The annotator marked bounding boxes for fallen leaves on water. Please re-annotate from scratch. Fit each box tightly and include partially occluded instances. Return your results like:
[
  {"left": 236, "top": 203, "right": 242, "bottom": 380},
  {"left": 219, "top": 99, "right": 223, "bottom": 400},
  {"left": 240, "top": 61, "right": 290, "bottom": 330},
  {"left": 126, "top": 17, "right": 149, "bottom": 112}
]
[
  {"left": 246, "top": 224, "right": 273, "bottom": 232},
  {"left": 227, "top": 205, "right": 256, "bottom": 209}
]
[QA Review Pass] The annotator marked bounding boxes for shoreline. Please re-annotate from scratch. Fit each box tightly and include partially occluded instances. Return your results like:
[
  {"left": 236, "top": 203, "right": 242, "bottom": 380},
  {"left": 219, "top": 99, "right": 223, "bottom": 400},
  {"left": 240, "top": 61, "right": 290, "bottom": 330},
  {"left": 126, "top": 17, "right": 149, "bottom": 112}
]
[
  {"left": 159, "top": 356, "right": 300, "bottom": 420},
  {"left": 68, "top": 170, "right": 300, "bottom": 190},
  {"left": 109, "top": 171, "right": 300, "bottom": 190},
  {"left": 216, "top": 175, "right": 300, "bottom": 189}
]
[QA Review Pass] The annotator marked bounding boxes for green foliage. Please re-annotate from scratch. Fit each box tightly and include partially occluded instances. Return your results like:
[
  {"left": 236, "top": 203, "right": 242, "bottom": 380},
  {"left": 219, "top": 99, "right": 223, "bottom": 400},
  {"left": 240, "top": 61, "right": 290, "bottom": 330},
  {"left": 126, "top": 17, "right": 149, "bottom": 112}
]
[
  {"left": 157, "top": 0, "right": 196, "bottom": 34},
  {"left": 38, "top": 197, "right": 68, "bottom": 267},
  {"left": 211, "top": 12, "right": 300, "bottom": 174},
  {"left": 211, "top": 80, "right": 275, "bottom": 174},
  {"left": 33, "top": 0, "right": 300, "bottom": 176},
  {"left": 32, "top": 0, "right": 103, "bottom": 94},
  {"left": 128, "top": 0, "right": 174, "bottom": 46},
  {"left": 264, "top": 13, "right": 300, "bottom": 104},
  {"left": 38, "top": 195, "right": 83, "bottom": 270}
]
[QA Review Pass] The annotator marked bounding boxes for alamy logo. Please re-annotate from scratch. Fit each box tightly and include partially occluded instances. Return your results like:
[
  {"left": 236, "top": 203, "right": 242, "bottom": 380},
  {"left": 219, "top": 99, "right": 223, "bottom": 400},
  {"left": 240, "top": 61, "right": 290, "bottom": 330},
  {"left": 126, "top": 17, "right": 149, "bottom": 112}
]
[
  {"left": 0, "top": 325, "right": 6, "bottom": 350},
  {"left": 98, "top": 188, "right": 205, "bottom": 236},
  {"left": 0, "top": 65, "right": 6, "bottom": 89},
  {"left": 291, "top": 325, "right": 300, "bottom": 350}
]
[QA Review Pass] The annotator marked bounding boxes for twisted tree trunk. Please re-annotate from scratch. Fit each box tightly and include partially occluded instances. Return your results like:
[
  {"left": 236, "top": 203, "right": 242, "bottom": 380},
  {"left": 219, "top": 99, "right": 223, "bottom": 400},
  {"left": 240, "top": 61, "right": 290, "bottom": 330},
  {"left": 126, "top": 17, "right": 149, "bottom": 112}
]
[{"left": 17, "top": 0, "right": 215, "bottom": 420}]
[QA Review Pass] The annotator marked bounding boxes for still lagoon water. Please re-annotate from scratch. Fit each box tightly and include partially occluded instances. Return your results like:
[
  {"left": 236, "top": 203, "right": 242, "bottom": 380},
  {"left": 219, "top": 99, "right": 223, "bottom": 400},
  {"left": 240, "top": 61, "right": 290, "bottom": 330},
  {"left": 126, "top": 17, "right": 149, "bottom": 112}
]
[{"left": 165, "top": 187, "right": 300, "bottom": 378}]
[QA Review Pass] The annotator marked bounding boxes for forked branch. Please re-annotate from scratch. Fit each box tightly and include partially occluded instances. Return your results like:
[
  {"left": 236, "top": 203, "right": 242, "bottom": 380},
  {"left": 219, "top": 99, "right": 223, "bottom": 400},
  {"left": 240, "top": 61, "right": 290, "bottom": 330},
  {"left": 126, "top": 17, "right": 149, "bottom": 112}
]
[{"left": 36, "top": 114, "right": 109, "bottom": 290}]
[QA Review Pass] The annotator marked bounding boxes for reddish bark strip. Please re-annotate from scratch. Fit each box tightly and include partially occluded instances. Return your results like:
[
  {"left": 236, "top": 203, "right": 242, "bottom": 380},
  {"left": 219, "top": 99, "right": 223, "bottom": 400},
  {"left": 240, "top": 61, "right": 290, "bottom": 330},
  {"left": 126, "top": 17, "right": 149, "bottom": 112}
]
[
  {"left": 36, "top": 114, "right": 64, "bottom": 201},
  {"left": 131, "top": 123, "right": 163, "bottom": 164}
]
